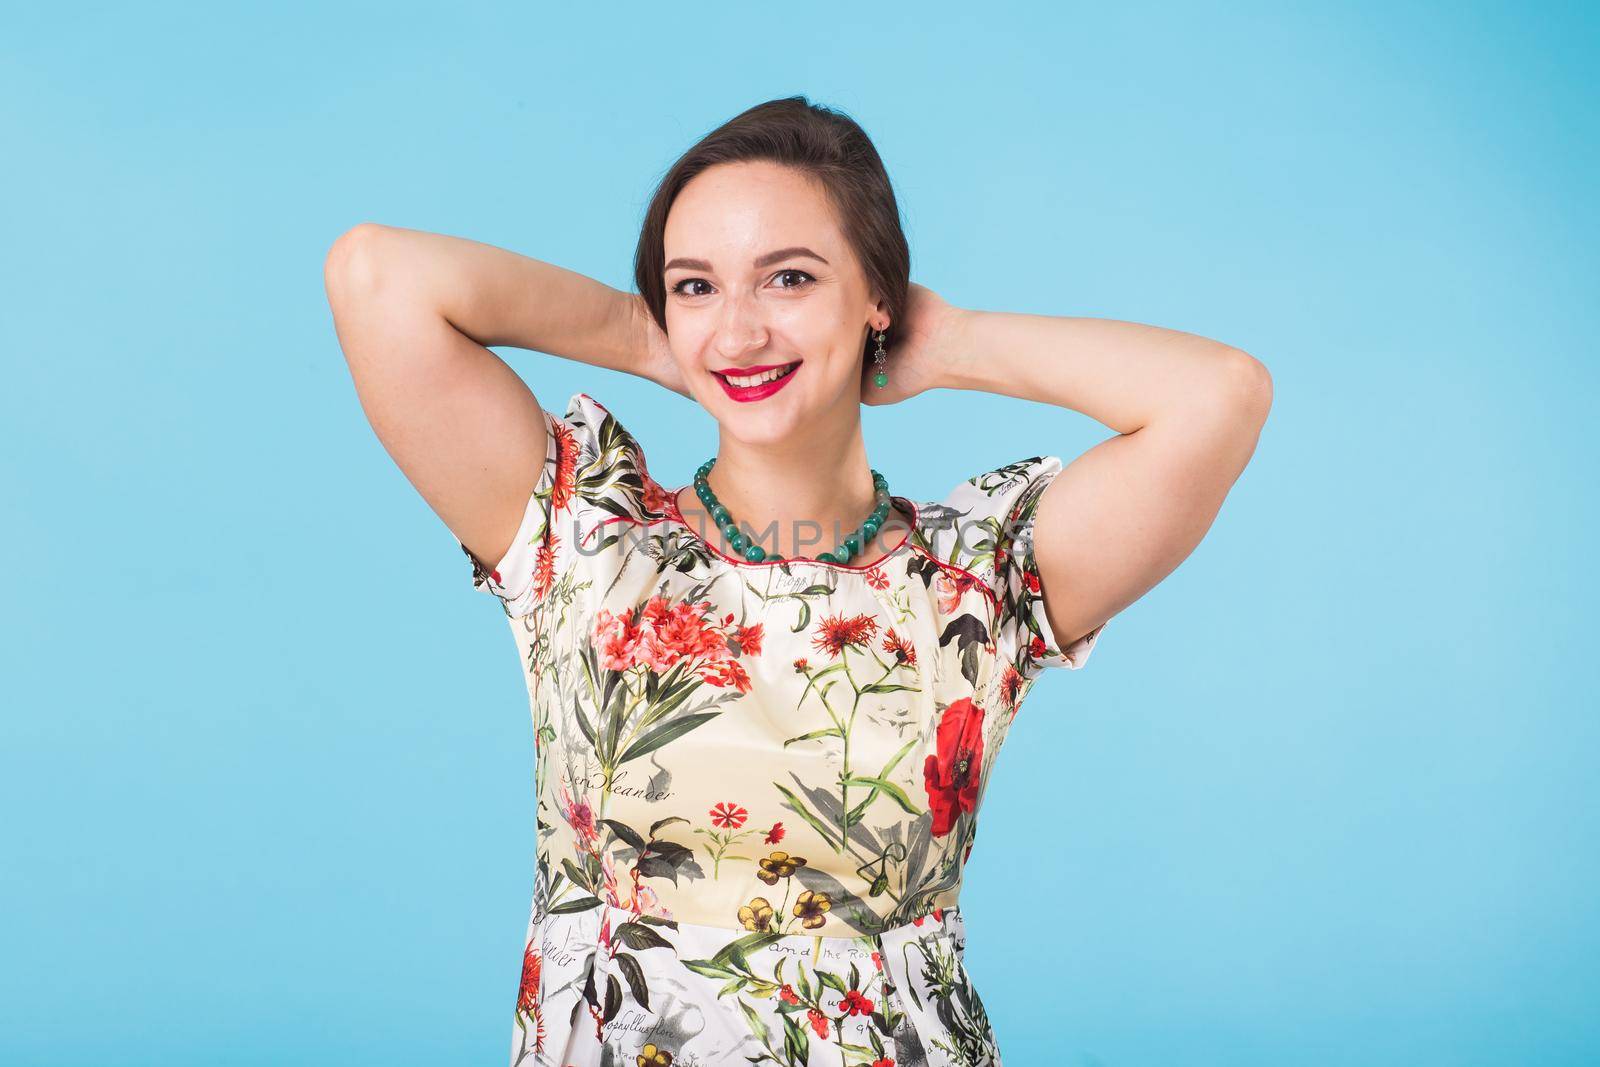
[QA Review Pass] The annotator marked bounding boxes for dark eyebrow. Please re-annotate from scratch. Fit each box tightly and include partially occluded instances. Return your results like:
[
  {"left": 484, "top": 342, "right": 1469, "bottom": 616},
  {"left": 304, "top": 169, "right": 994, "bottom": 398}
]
[{"left": 663, "top": 246, "right": 830, "bottom": 273}]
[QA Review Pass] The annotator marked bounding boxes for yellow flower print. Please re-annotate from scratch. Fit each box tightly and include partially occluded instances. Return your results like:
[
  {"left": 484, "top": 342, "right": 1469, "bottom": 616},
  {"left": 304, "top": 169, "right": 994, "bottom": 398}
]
[
  {"left": 793, "top": 889, "right": 831, "bottom": 929},
  {"left": 738, "top": 896, "right": 775, "bottom": 931},
  {"left": 757, "top": 850, "right": 808, "bottom": 885},
  {"left": 637, "top": 1043, "right": 673, "bottom": 1066}
]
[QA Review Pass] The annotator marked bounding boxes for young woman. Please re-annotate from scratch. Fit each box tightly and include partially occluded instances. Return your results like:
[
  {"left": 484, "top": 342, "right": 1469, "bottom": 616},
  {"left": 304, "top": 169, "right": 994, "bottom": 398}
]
[{"left": 325, "top": 96, "right": 1270, "bottom": 1067}]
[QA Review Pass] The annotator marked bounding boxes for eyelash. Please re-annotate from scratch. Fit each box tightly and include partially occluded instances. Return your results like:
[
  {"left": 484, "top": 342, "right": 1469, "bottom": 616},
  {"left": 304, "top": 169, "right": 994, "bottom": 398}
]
[{"left": 669, "top": 269, "right": 816, "bottom": 298}]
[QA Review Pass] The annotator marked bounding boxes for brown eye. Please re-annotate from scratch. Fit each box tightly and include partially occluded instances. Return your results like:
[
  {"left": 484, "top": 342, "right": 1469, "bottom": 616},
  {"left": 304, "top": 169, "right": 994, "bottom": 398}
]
[
  {"left": 670, "top": 278, "right": 712, "bottom": 297},
  {"left": 773, "top": 270, "right": 814, "bottom": 290}
]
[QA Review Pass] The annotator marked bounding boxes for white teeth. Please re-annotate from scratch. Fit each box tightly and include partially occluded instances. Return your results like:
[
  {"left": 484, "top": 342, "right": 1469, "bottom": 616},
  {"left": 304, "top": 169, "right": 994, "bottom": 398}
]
[{"left": 725, "top": 364, "right": 795, "bottom": 388}]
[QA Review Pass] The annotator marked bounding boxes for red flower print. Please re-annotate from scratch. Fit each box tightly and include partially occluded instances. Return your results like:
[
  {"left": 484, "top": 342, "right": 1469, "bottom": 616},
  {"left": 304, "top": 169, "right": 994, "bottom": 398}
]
[
  {"left": 871, "top": 950, "right": 883, "bottom": 972},
  {"left": 793, "top": 658, "right": 808, "bottom": 673},
  {"left": 641, "top": 475, "right": 672, "bottom": 516},
  {"left": 1025, "top": 569, "right": 1041, "bottom": 593},
  {"left": 556, "top": 782, "right": 599, "bottom": 850},
  {"left": 933, "top": 906, "right": 943, "bottom": 921},
  {"left": 865, "top": 566, "right": 888, "bottom": 590},
  {"left": 872, "top": 1058, "right": 895, "bottom": 1067},
  {"left": 710, "top": 802, "right": 748, "bottom": 829},
  {"left": 999, "top": 663, "right": 1023, "bottom": 710},
  {"left": 735, "top": 622, "right": 764, "bottom": 656},
  {"left": 532, "top": 527, "right": 561, "bottom": 599},
  {"left": 548, "top": 421, "right": 578, "bottom": 513},
  {"left": 697, "top": 656, "right": 752, "bottom": 692},
  {"left": 807, "top": 1007, "right": 829, "bottom": 1038},
  {"left": 1028, "top": 635, "right": 1047, "bottom": 662},
  {"left": 812, "top": 613, "right": 880, "bottom": 657},
  {"left": 994, "top": 545, "right": 1008, "bottom": 572},
  {"left": 765, "top": 822, "right": 785, "bottom": 844},
  {"left": 841, "top": 989, "right": 873, "bottom": 1015},
  {"left": 883, "top": 628, "right": 916, "bottom": 666},
  {"left": 517, "top": 943, "right": 542, "bottom": 1013},
  {"left": 592, "top": 608, "right": 640, "bottom": 672},
  {"left": 633, "top": 597, "right": 722, "bottom": 672},
  {"left": 593, "top": 596, "right": 756, "bottom": 693},
  {"left": 779, "top": 984, "right": 800, "bottom": 1004},
  {"left": 922, "top": 697, "right": 986, "bottom": 836}
]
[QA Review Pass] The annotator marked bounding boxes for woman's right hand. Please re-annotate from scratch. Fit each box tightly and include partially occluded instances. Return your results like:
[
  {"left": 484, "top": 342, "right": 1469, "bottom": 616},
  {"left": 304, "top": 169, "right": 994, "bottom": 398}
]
[{"left": 627, "top": 293, "right": 692, "bottom": 399}]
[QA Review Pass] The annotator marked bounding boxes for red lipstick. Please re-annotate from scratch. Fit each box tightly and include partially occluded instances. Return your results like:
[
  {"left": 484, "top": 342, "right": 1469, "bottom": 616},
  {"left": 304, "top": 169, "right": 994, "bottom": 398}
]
[{"left": 713, "top": 360, "right": 802, "bottom": 403}]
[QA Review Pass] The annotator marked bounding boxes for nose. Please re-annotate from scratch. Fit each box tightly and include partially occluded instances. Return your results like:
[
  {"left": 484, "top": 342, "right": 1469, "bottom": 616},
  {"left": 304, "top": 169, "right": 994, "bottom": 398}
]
[{"left": 712, "top": 290, "right": 769, "bottom": 361}]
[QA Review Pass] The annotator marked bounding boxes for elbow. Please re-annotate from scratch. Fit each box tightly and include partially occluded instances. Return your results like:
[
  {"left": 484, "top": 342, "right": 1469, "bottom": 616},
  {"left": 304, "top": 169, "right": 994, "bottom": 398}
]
[
  {"left": 323, "top": 222, "right": 391, "bottom": 301},
  {"left": 1218, "top": 348, "right": 1273, "bottom": 425}
]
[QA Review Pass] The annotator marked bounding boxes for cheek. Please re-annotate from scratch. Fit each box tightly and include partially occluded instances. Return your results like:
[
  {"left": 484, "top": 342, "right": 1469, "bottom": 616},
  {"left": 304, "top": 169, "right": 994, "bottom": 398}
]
[
  {"left": 663, "top": 317, "right": 709, "bottom": 365},
  {"left": 775, "top": 304, "right": 855, "bottom": 355}
]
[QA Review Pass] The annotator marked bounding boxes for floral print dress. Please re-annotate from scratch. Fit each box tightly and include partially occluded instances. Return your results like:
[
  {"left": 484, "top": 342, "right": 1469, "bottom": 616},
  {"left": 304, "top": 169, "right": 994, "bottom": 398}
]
[{"left": 457, "top": 392, "right": 1106, "bottom": 1067}]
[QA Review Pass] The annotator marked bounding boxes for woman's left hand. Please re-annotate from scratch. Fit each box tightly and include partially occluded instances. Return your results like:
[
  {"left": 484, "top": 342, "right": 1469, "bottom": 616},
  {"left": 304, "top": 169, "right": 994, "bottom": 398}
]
[{"left": 861, "top": 282, "right": 968, "bottom": 406}]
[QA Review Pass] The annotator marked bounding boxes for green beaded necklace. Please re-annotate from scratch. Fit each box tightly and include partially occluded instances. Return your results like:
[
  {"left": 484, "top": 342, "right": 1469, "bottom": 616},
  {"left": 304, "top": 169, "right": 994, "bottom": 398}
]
[{"left": 692, "top": 459, "right": 895, "bottom": 564}]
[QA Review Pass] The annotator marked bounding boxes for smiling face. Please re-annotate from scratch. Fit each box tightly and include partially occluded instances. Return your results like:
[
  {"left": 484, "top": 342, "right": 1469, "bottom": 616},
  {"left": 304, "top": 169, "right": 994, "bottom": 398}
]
[{"left": 662, "top": 160, "right": 887, "bottom": 444}]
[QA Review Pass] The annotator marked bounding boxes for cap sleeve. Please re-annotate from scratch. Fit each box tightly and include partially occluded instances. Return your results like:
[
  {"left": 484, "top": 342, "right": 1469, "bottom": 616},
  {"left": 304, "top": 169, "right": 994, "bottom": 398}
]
[
  {"left": 457, "top": 392, "right": 668, "bottom": 617},
  {"left": 457, "top": 400, "right": 574, "bottom": 617},
  {"left": 939, "top": 456, "right": 1107, "bottom": 678}
]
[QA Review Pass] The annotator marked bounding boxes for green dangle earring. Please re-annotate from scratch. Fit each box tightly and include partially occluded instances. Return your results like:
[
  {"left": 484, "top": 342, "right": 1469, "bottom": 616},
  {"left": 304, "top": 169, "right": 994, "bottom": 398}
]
[{"left": 871, "top": 328, "right": 889, "bottom": 388}]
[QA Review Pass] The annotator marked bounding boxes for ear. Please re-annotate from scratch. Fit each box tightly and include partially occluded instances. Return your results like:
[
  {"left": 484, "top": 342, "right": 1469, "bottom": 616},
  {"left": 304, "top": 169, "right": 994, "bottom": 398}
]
[{"left": 864, "top": 294, "right": 890, "bottom": 333}]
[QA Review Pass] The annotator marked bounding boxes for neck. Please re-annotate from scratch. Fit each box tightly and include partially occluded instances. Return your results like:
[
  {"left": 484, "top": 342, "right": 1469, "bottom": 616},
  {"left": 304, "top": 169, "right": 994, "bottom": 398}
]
[{"left": 676, "top": 413, "right": 910, "bottom": 563}]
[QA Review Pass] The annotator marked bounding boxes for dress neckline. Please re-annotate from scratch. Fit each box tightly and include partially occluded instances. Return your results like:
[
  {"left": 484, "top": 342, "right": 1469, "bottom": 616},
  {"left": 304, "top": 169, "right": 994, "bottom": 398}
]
[{"left": 665, "top": 484, "right": 921, "bottom": 572}]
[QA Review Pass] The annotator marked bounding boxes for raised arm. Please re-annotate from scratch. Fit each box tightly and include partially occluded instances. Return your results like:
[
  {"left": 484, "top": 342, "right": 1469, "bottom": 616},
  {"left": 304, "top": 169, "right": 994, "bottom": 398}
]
[
  {"left": 321, "top": 223, "right": 672, "bottom": 577},
  {"left": 938, "top": 308, "right": 1273, "bottom": 652}
]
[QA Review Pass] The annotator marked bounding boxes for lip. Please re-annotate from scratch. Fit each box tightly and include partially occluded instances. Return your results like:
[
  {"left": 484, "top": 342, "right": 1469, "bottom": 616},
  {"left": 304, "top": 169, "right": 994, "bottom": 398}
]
[{"left": 713, "top": 360, "right": 802, "bottom": 403}]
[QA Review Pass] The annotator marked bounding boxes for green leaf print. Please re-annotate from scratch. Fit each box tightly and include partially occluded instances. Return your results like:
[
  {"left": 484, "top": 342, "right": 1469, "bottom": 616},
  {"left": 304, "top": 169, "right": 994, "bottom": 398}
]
[
  {"left": 782, "top": 726, "right": 845, "bottom": 746},
  {"left": 712, "top": 929, "right": 787, "bottom": 970},
  {"left": 635, "top": 837, "right": 699, "bottom": 884},
  {"left": 614, "top": 951, "right": 650, "bottom": 1011},
  {"left": 783, "top": 1012, "right": 810, "bottom": 1064},
  {"left": 547, "top": 894, "right": 605, "bottom": 915},
  {"left": 618, "top": 710, "right": 721, "bottom": 764},
  {"left": 572, "top": 694, "right": 596, "bottom": 748},
  {"left": 839, "top": 774, "right": 920, "bottom": 815},
  {"left": 616, "top": 920, "right": 672, "bottom": 951},
  {"left": 738, "top": 997, "right": 773, "bottom": 1043},
  {"left": 681, "top": 957, "right": 737, "bottom": 980},
  {"left": 815, "top": 969, "right": 848, "bottom": 995},
  {"left": 601, "top": 818, "right": 646, "bottom": 852}
]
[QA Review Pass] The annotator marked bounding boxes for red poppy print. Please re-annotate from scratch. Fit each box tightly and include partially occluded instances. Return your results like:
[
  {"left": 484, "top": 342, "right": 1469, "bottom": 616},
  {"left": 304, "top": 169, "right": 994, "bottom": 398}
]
[{"left": 923, "top": 697, "right": 986, "bottom": 836}]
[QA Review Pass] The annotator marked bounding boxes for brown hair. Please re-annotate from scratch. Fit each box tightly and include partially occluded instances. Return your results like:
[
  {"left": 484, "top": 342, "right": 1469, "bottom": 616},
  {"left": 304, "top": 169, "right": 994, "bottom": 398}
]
[{"left": 633, "top": 96, "right": 910, "bottom": 366}]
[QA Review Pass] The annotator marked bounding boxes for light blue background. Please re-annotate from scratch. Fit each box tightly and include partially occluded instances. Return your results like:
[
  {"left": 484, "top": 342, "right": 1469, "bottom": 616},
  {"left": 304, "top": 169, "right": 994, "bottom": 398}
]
[{"left": 5, "top": 3, "right": 1596, "bottom": 1064}]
